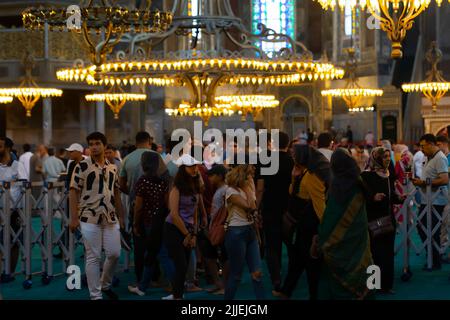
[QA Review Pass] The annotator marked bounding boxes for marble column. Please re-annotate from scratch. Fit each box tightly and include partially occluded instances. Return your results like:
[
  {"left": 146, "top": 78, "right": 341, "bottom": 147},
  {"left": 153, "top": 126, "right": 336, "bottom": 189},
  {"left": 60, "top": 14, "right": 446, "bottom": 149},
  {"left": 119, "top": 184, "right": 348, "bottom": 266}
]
[
  {"left": 43, "top": 98, "right": 52, "bottom": 146},
  {"left": 96, "top": 101, "right": 105, "bottom": 134}
]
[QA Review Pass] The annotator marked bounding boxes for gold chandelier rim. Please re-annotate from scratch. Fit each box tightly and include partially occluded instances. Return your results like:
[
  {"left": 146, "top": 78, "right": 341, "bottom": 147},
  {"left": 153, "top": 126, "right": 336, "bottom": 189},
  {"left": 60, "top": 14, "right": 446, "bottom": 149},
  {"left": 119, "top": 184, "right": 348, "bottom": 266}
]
[
  {"left": 55, "top": 58, "right": 345, "bottom": 85},
  {"left": 0, "top": 96, "right": 13, "bottom": 103},
  {"left": 165, "top": 102, "right": 235, "bottom": 116},
  {"left": 0, "top": 87, "right": 63, "bottom": 98},
  {"left": 321, "top": 88, "right": 384, "bottom": 97},
  {"left": 401, "top": 81, "right": 450, "bottom": 92},
  {"left": 215, "top": 94, "right": 280, "bottom": 109},
  {"left": 85, "top": 93, "right": 147, "bottom": 102}
]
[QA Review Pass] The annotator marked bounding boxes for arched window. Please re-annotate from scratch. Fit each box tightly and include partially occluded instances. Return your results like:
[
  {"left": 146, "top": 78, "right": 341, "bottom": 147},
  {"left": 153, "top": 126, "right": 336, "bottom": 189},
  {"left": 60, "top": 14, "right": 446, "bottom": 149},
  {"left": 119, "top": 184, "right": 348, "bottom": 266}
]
[{"left": 252, "top": 0, "right": 296, "bottom": 57}]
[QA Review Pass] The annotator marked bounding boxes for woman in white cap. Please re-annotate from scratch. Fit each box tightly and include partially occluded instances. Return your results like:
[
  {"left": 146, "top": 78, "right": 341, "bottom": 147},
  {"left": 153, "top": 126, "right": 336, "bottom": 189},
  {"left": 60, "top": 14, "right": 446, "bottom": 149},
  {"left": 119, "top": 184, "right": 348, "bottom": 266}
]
[{"left": 163, "top": 153, "right": 203, "bottom": 300}]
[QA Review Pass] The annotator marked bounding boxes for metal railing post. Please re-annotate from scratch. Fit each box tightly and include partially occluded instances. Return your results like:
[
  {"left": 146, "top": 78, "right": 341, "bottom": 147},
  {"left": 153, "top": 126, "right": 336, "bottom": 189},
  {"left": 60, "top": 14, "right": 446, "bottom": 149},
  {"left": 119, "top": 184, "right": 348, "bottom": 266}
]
[
  {"left": 402, "top": 177, "right": 409, "bottom": 274},
  {"left": 426, "top": 178, "right": 433, "bottom": 270},
  {"left": 24, "top": 181, "right": 32, "bottom": 281},
  {"left": 2, "top": 182, "right": 11, "bottom": 278},
  {"left": 47, "top": 182, "right": 54, "bottom": 278}
]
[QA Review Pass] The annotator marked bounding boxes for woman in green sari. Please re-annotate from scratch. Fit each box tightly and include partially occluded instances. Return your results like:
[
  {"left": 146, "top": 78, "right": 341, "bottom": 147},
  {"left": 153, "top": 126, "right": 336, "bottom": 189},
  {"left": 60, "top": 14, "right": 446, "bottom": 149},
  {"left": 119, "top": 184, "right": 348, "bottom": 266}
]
[{"left": 317, "top": 148, "right": 374, "bottom": 300}]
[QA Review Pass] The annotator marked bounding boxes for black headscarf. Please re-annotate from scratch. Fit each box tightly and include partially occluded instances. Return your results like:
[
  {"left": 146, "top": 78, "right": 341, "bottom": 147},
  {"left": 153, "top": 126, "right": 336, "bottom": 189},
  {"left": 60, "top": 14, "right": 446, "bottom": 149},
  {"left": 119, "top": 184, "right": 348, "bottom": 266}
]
[
  {"left": 329, "top": 148, "right": 361, "bottom": 203},
  {"left": 294, "top": 144, "right": 330, "bottom": 186}
]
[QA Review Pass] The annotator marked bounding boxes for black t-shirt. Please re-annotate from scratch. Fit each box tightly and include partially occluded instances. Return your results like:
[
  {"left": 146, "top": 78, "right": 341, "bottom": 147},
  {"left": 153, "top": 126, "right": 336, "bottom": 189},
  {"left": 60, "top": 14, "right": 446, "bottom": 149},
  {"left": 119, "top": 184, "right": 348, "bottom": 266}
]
[{"left": 259, "top": 151, "right": 294, "bottom": 214}]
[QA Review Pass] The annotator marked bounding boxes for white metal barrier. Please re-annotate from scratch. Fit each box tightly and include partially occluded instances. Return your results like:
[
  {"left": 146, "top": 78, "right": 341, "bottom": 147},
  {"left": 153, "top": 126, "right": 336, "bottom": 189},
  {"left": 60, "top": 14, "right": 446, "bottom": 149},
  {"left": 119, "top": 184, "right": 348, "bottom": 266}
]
[
  {"left": 1, "top": 177, "right": 448, "bottom": 289},
  {"left": 0, "top": 181, "right": 131, "bottom": 289},
  {"left": 394, "top": 177, "right": 449, "bottom": 281}
]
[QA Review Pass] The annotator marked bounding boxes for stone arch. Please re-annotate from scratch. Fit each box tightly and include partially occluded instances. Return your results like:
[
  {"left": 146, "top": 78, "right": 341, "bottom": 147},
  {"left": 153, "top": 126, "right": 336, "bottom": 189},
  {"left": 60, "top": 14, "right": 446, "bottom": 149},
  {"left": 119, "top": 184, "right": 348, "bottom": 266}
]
[
  {"left": 280, "top": 94, "right": 313, "bottom": 115},
  {"left": 280, "top": 94, "right": 313, "bottom": 139}
]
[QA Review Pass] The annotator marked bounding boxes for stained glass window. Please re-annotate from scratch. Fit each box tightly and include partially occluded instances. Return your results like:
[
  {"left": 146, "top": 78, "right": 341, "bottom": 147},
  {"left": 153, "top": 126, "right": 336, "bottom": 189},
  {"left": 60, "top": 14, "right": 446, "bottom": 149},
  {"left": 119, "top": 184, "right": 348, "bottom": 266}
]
[
  {"left": 344, "top": 6, "right": 360, "bottom": 37},
  {"left": 252, "top": 0, "right": 296, "bottom": 57}
]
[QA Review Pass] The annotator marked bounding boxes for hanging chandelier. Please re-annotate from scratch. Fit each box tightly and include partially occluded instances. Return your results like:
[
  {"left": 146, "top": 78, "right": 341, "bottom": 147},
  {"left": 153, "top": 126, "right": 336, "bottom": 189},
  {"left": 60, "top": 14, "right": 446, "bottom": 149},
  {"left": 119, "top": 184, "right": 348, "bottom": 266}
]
[
  {"left": 321, "top": 48, "right": 383, "bottom": 112},
  {"left": 51, "top": 0, "right": 343, "bottom": 124},
  {"left": 314, "top": 0, "right": 448, "bottom": 59},
  {"left": 0, "top": 52, "right": 63, "bottom": 117},
  {"left": 55, "top": 57, "right": 344, "bottom": 86},
  {"left": 22, "top": 0, "right": 173, "bottom": 69},
  {"left": 0, "top": 97, "right": 13, "bottom": 104},
  {"left": 215, "top": 94, "right": 279, "bottom": 121},
  {"left": 165, "top": 101, "right": 234, "bottom": 126},
  {"left": 402, "top": 41, "right": 450, "bottom": 112},
  {"left": 85, "top": 84, "right": 146, "bottom": 119}
]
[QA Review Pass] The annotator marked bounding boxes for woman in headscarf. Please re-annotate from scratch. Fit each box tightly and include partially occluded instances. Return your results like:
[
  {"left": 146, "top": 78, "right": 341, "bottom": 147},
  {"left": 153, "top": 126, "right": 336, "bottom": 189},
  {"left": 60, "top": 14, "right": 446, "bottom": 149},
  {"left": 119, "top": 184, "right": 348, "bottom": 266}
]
[
  {"left": 380, "top": 140, "right": 396, "bottom": 178},
  {"left": 317, "top": 148, "right": 373, "bottom": 300},
  {"left": 361, "top": 147, "right": 402, "bottom": 294},
  {"left": 279, "top": 144, "right": 330, "bottom": 300}
]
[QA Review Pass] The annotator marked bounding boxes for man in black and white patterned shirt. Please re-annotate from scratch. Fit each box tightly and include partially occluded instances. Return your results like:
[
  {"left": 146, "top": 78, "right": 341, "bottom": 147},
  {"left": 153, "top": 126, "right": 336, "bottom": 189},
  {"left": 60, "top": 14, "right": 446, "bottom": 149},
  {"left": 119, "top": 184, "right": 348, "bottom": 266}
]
[{"left": 69, "top": 132, "right": 124, "bottom": 300}]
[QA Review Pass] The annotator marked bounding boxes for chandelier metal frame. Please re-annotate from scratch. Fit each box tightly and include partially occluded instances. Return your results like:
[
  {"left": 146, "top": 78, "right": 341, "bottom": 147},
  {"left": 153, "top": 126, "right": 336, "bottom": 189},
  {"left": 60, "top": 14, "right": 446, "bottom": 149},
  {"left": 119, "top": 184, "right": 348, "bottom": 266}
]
[
  {"left": 22, "top": 0, "right": 173, "bottom": 68},
  {"left": 0, "top": 52, "right": 63, "bottom": 117},
  {"left": 402, "top": 41, "right": 450, "bottom": 111},
  {"left": 314, "top": 0, "right": 449, "bottom": 59},
  {"left": 165, "top": 101, "right": 234, "bottom": 126},
  {"left": 215, "top": 94, "right": 279, "bottom": 121},
  {"left": 85, "top": 83, "right": 147, "bottom": 119},
  {"left": 50, "top": 0, "right": 343, "bottom": 124},
  {"left": 321, "top": 48, "right": 383, "bottom": 112}
]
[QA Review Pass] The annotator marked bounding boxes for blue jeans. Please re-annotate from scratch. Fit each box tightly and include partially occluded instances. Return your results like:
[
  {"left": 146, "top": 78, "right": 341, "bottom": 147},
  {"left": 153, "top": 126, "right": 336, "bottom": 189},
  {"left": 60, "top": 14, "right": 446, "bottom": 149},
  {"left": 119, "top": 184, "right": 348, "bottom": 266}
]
[
  {"left": 158, "top": 244, "right": 175, "bottom": 284},
  {"left": 224, "top": 225, "right": 265, "bottom": 300},
  {"left": 135, "top": 245, "right": 176, "bottom": 292}
]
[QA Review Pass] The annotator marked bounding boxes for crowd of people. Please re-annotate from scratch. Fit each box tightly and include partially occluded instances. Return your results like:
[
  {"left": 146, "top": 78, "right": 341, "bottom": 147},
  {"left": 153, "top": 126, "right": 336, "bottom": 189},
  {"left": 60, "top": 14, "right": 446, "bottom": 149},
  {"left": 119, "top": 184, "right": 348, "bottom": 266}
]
[{"left": 0, "top": 127, "right": 449, "bottom": 300}]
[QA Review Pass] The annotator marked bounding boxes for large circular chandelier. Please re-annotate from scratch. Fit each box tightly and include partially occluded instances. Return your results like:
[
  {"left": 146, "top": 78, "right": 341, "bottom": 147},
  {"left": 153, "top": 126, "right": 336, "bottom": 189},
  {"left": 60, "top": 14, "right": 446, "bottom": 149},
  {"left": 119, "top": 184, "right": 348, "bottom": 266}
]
[
  {"left": 22, "top": 0, "right": 173, "bottom": 68},
  {"left": 215, "top": 95, "right": 279, "bottom": 121},
  {"left": 321, "top": 48, "right": 383, "bottom": 112},
  {"left": 52, "top": 0, "right": 344, "bottom": 125},
  {"left": 85, "top": 84, "right": 146, "bottom": 119},
  {"left": 314, "top": 0, "right": 448, "bottom": 59},
  {"left": 55, "top": 57, "right": 344, "bottom": 87},
  {"left": 402, "top": 41, "right": 450, "bottom": 111},
  {"left": 165, "top": 102, "right": 234, "bottom": 126},
  {"left": 0, "top": 52, "right": 63, "bottom": 117}
]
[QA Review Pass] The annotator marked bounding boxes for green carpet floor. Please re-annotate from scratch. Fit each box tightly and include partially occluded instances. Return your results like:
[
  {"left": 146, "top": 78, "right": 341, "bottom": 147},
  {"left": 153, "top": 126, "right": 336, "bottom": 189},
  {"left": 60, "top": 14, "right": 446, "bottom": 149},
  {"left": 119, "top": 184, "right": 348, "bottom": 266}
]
[{"left": 1, "top": 217, "right": 450, "bottom": 300}]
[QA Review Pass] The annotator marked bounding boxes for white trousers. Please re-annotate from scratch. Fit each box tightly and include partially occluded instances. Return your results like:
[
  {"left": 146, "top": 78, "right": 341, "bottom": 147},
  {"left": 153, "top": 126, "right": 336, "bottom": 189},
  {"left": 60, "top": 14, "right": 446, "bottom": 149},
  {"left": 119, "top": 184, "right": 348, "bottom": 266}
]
[{"left": 80, "top": 220, "right": 121, "bottom": 300}]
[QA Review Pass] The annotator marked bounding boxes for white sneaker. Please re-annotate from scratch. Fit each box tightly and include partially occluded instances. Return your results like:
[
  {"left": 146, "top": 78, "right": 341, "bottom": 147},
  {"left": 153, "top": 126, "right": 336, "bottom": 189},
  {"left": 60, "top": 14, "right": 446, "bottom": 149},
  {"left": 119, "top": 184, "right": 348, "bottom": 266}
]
[{"left": 128, "top": 285, "right": 145, "bottom": 296}]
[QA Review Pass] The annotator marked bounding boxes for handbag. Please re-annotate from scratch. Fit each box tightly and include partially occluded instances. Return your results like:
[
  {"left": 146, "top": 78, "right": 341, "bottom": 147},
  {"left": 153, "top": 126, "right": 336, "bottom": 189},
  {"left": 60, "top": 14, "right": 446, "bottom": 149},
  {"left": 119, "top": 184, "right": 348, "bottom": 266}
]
[
  {"left": 366, "top": 174, "right": 395, "bottom": 238},
  {"left": 208, "top": 196, "right": 229, "bottom": 246},
  {"left": 368, "top": 215, "right": 395, "bottom": 238}
]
